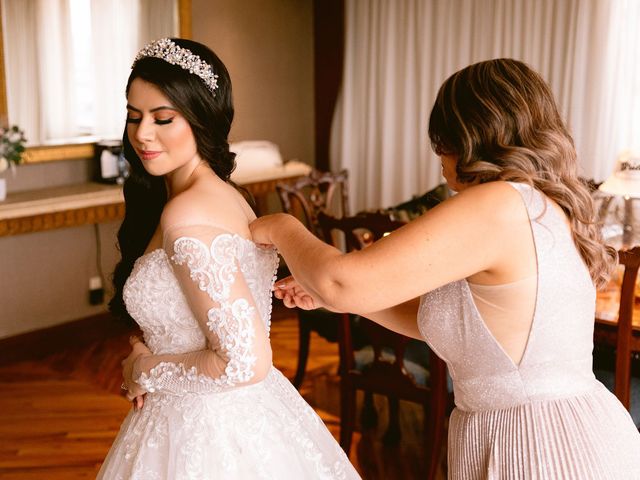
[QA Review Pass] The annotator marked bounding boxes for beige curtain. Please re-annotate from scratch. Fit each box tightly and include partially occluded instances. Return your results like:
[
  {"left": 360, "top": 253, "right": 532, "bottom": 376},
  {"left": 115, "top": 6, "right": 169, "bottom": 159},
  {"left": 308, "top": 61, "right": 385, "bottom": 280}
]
[{"left": 332, "top": 0, "right": 637, "bottom": 212}]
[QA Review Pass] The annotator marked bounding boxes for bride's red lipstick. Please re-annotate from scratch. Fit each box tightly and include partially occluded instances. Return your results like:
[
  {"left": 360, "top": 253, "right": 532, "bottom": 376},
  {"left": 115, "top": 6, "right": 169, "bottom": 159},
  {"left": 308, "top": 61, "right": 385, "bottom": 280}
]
[{"left": 139, "top": 150, "right": 162, "bottom": 161}]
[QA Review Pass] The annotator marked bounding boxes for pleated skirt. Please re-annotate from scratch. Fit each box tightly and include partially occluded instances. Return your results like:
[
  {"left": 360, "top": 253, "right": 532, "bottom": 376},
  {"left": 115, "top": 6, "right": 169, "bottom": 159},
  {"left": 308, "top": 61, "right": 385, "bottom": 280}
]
[{"left": 447, "top": 383, "right": 640, "bottom": 479}]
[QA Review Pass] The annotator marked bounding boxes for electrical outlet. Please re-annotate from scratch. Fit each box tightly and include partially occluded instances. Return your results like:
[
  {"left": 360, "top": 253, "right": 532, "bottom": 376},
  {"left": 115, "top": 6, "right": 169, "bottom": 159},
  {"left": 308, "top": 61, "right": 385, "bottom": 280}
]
[{"left": 89, "top": 276, "right": 104, "bottom": 305}]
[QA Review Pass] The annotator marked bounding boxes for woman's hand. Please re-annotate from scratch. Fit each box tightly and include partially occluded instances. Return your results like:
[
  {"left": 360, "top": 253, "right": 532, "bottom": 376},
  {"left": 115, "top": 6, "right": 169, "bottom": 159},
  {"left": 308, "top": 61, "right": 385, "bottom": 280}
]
[
  {"left": 121, "top": 336, "right": 152, "bottom": 410},
  {"left": 249, "top": 213, "right": 294, "bottom": 247},
  {"left": 274, "top": 276, "right": 318, "bottom": 310}
]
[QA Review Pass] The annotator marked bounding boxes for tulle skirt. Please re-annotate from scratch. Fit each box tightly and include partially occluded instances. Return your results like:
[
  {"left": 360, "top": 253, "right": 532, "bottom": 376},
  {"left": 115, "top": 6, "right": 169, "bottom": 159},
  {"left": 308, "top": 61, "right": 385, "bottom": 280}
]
[{"left": 97, "top": 367, "right": 360, "bottom": 480}]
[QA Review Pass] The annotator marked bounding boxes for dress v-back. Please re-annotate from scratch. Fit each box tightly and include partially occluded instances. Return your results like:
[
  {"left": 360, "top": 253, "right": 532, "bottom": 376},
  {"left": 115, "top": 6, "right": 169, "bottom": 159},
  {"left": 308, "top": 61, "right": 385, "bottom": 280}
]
[{"left": 418, "top": 182, "right": 640, "bottom": 479}]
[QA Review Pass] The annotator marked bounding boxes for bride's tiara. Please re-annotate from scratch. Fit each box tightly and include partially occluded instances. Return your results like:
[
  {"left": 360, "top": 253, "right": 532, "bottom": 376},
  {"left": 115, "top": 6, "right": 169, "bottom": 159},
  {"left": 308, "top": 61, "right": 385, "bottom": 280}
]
[{"left": 133, "top": 38, "right": 219, "bottom": 95}]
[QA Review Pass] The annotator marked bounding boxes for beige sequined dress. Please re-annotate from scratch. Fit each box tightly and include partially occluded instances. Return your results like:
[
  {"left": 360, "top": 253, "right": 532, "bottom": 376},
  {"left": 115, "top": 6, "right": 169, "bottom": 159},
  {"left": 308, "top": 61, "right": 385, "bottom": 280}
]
[{"left": 418, "top": 182, "right": 640, "bottom": 479}]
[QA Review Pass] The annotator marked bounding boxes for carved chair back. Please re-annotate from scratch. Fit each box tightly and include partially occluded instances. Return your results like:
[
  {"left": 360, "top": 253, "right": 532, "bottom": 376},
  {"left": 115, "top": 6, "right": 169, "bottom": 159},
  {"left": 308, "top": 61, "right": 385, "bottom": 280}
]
[
  {"left": 317, "top": 211, "right": 438, "bottom": 397},
  {"left": 276, "top": 169, "right": 349, "bottom": 239},
  {"left": 275, "top": 170, "right": 349, "bottom": 389},
  {"left": 317, "top": 211, "right": 449, "bottom": 473},
  {"left": 611, "top": 247, "right": 640, "bottom": 408}
]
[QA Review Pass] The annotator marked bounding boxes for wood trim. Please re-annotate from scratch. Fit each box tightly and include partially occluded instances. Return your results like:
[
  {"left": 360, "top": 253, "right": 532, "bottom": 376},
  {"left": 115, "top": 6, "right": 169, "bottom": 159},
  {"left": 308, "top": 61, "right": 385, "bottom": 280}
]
[
  {"left": 0, "top": 168, "right": 311, "bottom": 237},
  {"left": 0, "top": 1, "right": 7, "bottom": 122},
  {"left": 22, "top": 142, "right": 95, "bottom": 164},
  {"left": 313, "top": 0, "right": 345, "bottom": 172},
  {"left": 0, "top": 312, "right": 133, "bottom": 366},
  {"left": 0, "top": 202, "right": 125, "bottom": 237},
  {"left": 178, "top": 0, "right": 192, "bottom": 39}
]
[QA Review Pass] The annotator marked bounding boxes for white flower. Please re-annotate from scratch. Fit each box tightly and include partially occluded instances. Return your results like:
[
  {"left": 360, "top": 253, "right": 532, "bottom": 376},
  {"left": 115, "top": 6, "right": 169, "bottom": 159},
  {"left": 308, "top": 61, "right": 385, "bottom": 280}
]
[
  {"left": 8, "top": 131, "right": 21, "bottom": 143},
  {"left": 0, "top": 157, "right": 8, "bottom": 173}
]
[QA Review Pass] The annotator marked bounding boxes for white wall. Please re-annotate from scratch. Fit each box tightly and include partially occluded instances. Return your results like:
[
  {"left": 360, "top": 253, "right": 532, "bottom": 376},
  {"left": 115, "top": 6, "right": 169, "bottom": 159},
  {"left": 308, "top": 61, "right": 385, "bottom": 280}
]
[
  {"left": 0, "top": 159, "right": 121, "bottom": 339},
  {"left": 192, "top": 0, "right": 315, "bottom": 165}
]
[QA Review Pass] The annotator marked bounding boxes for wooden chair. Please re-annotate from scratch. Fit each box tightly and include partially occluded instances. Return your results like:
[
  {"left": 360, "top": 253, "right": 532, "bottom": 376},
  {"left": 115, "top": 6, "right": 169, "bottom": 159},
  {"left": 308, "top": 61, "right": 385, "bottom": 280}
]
[
  {"left": 275, "top": 169, "right": 349, "bottom": 388},
  {"left": 276, "top": 169, "right": 349, "bottom": 239},
  {"left": 594, "top": 246, "right": 640, "bottom": 428},
  {"left": 317, "top": 211, "right": 449, "bottom": 479}
]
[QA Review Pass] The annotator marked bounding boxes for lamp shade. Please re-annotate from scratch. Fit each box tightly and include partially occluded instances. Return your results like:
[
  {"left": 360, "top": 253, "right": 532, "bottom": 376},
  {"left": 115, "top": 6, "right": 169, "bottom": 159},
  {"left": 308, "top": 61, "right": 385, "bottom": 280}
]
[{"left": 599, "top": 151, "right": 640, "bottom": 198}]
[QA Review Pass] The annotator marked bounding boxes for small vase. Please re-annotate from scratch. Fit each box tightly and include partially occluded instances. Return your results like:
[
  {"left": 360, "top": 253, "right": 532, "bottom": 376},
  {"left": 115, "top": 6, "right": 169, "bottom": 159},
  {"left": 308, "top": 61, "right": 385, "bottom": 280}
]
[{"left": 0, "top": 177, "right": 6, "bottom": 201}]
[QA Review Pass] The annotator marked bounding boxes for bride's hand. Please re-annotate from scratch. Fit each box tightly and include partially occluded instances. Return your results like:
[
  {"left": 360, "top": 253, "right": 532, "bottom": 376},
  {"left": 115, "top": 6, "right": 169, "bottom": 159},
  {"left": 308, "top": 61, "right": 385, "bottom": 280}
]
[
  {"left": 274, "top": 276, "right": 318, "bottom": 310},
  {"left": 249, "top": 213, "right": 294, "bottom": 247},
  {"left": 121, "top": 336, "right": 152, "bottom": 409}
]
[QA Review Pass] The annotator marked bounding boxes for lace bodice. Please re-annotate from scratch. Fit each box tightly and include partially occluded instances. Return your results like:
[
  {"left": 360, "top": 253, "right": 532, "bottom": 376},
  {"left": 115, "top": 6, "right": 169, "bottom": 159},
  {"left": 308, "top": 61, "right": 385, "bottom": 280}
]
[
  {"left": 99, "top": 227, "right": 362, "bottom": 480},
  {"left": 123, "top": 228, "right": 279, "bottom": 395}
]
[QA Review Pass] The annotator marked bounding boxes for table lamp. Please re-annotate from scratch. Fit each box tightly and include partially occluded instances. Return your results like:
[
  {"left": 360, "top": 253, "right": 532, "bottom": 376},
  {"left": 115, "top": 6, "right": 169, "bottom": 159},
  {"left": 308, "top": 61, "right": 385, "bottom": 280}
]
[{"left": 599, "top": 151, "right": 640, "bottom": 249}]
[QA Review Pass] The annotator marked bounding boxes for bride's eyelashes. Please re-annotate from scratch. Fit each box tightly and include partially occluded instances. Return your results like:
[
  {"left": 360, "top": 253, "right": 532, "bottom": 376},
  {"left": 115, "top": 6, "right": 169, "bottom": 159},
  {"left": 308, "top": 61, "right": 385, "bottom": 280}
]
[{"left": 125, "top": 117, "right": 175, "bottom": 125}]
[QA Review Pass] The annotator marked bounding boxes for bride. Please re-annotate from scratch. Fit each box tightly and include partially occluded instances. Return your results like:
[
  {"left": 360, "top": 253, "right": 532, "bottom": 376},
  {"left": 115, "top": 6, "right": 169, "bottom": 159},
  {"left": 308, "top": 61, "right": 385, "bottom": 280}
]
[{"left": 97, "top": 38, "right": 360, "bottom": 479}]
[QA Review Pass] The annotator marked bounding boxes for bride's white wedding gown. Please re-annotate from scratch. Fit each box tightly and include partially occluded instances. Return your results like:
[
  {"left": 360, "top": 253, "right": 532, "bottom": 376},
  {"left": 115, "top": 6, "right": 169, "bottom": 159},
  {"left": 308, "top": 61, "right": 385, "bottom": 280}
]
[{"left": 97, "top": 224, "right": 360, "bottom": 479}]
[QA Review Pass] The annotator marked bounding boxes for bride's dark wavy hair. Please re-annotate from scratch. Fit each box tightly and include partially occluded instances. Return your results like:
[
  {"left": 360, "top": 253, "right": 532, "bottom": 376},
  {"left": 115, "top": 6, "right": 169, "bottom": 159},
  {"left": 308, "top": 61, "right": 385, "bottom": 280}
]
[
  {"left": 109, "top": 38, "right": 236, "bottom": 323},
  {"left": 428, "top": 58, "right": 616, "bottom": 289}
]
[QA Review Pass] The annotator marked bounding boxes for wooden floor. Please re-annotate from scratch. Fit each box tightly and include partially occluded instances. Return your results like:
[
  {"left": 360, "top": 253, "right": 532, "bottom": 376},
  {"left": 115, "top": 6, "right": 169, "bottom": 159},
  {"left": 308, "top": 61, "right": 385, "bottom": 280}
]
[{"left": 0, "top": 306, "right": 446, "bottom": 479}]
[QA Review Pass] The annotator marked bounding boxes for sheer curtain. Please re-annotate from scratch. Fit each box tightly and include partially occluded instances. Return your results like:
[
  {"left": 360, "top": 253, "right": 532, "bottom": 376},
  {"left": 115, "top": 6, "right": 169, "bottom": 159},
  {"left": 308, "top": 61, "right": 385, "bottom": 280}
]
[
  {"left": 331, "top": 0, "right": 637, "bottom": 212},
  {"left": 2, "top": 0, "right": 176, "bottom": 145},
  {"left": 139, "top": 0, "right": 179, "bottom": 44},
  {"left": 90, "top": 0, "right": 141, "bottom": 140},
  {"left": 92, "top": 0, "right": 180, "bottom": 140},
  {"left": 3, "top": 0, "right": 76, "bottom": 143},
  {"left": 91, "top": 0, "right": 179, "bottom": 140},
  {"left": 593, "top": 0, "right": 640, "bottom": 180}
]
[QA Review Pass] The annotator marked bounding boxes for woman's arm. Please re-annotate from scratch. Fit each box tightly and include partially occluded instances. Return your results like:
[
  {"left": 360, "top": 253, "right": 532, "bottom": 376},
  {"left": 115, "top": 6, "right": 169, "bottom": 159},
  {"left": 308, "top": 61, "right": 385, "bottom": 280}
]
[
  {"left": 252, "top": 181, "right": 528, "bottom": 314},
  {"left": 275, "top": 276, "right": 423, "bottom": 338},
  {"left": 362, "top": 298, "right": 422, "bottom": 339}
]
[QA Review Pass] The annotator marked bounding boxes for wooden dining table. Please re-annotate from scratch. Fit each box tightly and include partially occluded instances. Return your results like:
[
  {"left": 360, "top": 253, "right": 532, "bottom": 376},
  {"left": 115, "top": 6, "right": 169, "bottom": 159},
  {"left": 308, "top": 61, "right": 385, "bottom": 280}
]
[{"left": 595, "top": 284, "right": 640, "bottom": 352}]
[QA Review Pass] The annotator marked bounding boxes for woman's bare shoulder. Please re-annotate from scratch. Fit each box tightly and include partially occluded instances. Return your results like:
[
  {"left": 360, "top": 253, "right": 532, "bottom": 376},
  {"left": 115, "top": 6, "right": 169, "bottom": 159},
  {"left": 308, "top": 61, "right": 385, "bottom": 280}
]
[
  {"left": 456, "top": 180, "right": 524, "bottom": 201},
  {"left": 437, "top": 181, "right": 528, "bottom": 223}
]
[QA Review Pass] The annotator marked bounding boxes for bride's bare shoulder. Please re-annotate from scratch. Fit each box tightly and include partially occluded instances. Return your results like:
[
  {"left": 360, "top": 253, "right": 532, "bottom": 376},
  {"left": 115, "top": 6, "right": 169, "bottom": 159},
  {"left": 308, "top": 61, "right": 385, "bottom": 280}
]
[{"left": 161, "top": 178, "right": 254, "bottom": 235}]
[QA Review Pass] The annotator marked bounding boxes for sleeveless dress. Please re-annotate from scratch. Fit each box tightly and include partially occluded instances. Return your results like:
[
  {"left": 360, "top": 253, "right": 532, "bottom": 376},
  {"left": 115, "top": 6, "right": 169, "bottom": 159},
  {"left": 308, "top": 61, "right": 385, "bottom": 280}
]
[
  {"left": 418, "top": 183, "right": 640, "bottom": 479},
  {"left": 97, "top": 226, "right": 360, "bottom": 480}
]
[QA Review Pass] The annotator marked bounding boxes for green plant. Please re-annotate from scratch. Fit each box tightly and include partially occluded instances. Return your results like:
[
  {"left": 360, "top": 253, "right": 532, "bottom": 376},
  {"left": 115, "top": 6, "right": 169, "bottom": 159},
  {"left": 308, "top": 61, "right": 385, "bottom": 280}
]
[{"left": 0, "top": 125, "right": 27, "bottom": 173}]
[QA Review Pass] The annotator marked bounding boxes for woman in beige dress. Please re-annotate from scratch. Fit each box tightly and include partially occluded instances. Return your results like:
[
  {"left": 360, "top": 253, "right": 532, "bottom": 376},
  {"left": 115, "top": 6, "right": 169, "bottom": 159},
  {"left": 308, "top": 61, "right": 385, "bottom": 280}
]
[{"left": 250, "top": 58, "right": 640, "bottom": 479}]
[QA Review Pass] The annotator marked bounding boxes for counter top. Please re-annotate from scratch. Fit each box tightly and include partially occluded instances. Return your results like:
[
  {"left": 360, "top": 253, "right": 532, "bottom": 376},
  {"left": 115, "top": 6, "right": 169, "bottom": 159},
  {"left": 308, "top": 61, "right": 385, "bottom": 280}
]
[{"left": 0, "top": 161, "right": 313, "bottom": 236}]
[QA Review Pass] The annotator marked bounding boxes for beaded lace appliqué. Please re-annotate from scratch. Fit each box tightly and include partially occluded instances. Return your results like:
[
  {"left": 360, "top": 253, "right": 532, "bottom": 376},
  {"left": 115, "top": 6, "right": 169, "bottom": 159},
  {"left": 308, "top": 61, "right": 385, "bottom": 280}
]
[
  {"left": 135, "top": 235, "right": 263, "bottom": 394},
  {"left": 103, "top": 236, "right": 360, "bottom": 479}
]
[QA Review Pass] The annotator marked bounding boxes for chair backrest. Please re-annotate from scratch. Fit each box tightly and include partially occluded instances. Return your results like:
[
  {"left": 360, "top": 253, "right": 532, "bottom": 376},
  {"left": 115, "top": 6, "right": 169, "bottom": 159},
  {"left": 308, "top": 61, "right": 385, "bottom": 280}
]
[
  {"left": 276, "top": 169, "right": 349, "bottom": 239},
  {"left": 317, "top": 210, "right": 406, "bottom": 253},
  {"left": 317, "top": 211, "right": 445, "bottom": 401},
  {"left": 387, "top": 183, "right": 450, "bottom": 222},
  {"left": 613, "top": 246, "right": 640, "bottom": 408}
]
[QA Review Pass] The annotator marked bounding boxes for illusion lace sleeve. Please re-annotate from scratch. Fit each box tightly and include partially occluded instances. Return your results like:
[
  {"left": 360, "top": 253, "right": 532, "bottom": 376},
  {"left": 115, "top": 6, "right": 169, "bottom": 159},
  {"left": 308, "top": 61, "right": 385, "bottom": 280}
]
[{"left": 131, "top": 225, "right": 273, "bottom": 395}]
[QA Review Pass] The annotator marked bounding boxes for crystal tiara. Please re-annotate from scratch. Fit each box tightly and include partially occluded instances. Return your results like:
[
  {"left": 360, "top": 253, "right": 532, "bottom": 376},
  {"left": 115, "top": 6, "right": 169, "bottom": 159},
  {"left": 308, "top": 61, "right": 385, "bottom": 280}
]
[{"left": 133, "top": 38, "right": 219, "bottom": 95}]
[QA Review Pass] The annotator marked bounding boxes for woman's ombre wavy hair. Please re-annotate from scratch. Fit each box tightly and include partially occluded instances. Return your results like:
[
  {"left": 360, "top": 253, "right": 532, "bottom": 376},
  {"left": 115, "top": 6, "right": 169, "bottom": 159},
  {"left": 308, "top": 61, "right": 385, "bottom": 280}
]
[{"left": 428, "top": 58, "right": 615, "bottom": 289}]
